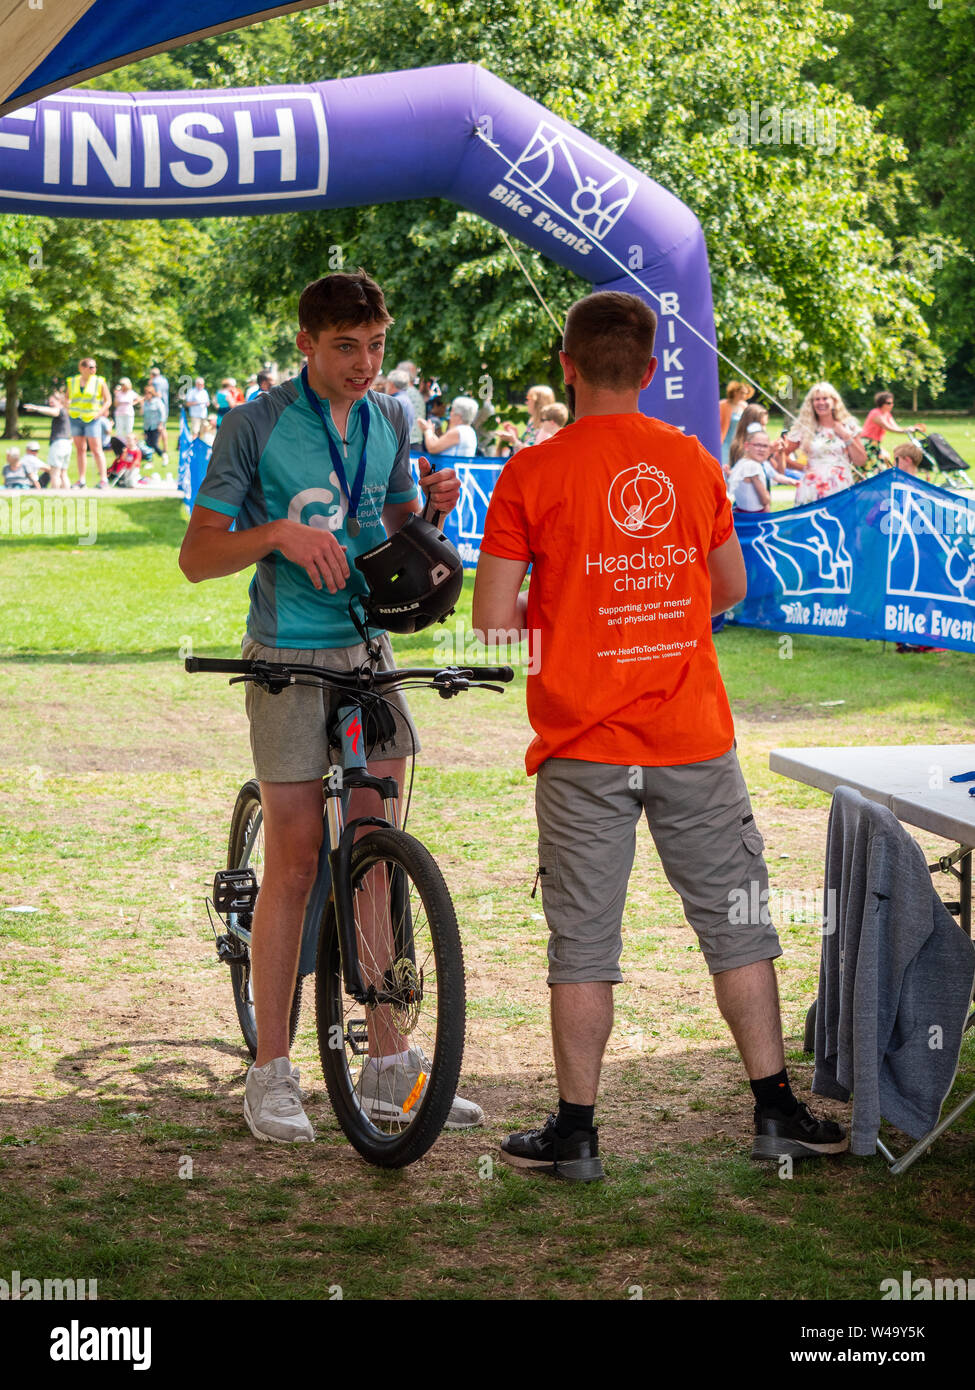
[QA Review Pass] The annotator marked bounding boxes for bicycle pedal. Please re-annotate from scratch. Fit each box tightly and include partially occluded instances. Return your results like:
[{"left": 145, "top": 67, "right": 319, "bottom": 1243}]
[
  {"left": 213, "top": 868, "right": 258, "bottom": 914},
  {"left": 346, "top": 1019, "right": 369, "bottom": 1055}
]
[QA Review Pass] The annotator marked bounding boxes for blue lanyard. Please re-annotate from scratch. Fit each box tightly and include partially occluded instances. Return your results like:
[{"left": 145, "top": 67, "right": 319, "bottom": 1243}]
[{"left": 300, "top": 366, "right": 370, "bottom": 531}]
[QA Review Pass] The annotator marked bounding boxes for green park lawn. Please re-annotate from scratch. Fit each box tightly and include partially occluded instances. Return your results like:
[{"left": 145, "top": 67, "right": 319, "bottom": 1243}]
[{"left": 0, "top": 493, "right": 972, "bottom": 1301}]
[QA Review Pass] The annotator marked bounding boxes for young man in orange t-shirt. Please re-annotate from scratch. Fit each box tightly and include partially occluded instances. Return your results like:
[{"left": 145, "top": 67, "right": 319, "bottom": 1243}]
[{"left": 473, "top": 291, "right": 847, "bottom": 1180}]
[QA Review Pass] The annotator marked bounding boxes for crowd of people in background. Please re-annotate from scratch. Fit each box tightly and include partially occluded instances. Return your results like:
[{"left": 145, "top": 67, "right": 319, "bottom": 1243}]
[
  {"left": 719, "top": 380, "right": 927, "bottom": 516},
  {"left": 4, "top": 347, "right": 926, "bottom": 498}
]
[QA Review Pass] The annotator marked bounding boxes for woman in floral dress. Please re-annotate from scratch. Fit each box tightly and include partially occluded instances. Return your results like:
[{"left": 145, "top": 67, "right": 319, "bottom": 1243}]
[{"left": 781, "top": 382, "right": 867, "bottom": 505}]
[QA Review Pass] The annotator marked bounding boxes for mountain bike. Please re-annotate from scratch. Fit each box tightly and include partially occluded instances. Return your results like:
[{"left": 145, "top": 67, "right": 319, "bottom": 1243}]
[{"left": 186, "top": 650, "right": 513, "bottom": 1167}]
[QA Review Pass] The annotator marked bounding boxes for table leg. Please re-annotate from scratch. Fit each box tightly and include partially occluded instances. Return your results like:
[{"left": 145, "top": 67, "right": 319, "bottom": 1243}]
[{"left": 886, "top": 1090, "right": 975, "bottom": 1175}]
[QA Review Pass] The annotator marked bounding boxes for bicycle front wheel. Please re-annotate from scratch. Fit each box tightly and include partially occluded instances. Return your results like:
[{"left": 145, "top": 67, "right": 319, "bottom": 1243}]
[
  {"left": 315, "top": 827, "right": 466, "bottom": 1167},
  {"left": 226, "top": 780, "right": 303, "bottom": 1060}
]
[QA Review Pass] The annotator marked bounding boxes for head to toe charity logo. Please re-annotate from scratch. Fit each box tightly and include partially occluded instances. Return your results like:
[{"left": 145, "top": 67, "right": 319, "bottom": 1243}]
[{"left": 607, "top": 462, "right": 676, "bottom": 538}]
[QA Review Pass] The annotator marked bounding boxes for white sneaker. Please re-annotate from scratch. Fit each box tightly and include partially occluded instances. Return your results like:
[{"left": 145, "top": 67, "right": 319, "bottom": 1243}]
[
  {"left": 244, "top": 1056, "right": 315, "bottom": 1143},
  {"left": 358, "top": 1048, "right": 484, "bottom": 1129}
]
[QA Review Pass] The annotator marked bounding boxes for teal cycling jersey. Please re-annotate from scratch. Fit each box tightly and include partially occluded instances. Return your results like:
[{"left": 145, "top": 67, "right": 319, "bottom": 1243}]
[{"left": 195, "top": 381, "right": 418, "bottom": 648}]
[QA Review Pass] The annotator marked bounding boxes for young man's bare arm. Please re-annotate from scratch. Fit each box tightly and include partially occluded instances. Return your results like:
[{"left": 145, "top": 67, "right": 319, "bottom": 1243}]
[
  {"left": 179, "top": 504, "right": 350, "bottom": 593},
  {"left": 708, "top": 531, "right": 748, "bottom": 615},
  {"left": 472, "top": 553, "right": 530, "bottom": 641}
]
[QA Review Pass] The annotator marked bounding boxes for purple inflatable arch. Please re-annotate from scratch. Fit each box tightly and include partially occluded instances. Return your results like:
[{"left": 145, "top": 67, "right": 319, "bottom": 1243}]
[{"left": 0, "top": 63, "right": 721, "bottom": 453}]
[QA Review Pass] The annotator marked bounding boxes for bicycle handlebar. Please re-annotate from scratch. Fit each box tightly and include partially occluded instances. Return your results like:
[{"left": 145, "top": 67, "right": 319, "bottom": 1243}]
[{"left": 184, "top": 656, "right": 514, "bottom": 684}]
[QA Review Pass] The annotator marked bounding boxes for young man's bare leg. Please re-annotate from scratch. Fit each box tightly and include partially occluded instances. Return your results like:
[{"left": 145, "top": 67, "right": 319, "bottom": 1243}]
[
  {"left": 244, "top": 779, "right": 323, "bottom": 1142},
  {"left": 251, "top": 779, "right": 324, "bottom": 1067},
  {"left": 347, "top": 758, "right": 409, "bottom": 1059},
  {"left": 714, "top": 956, "right": 846, "bottom": 1155},
  {"left": 711, "top": 958, "right": 784, "bottom": 1080},
  {"left": 550, "top": 981, "right": 614, "bottom": 1105},
  {"left": 350, "top": 756, "right": 483, "bottom": 1127}
]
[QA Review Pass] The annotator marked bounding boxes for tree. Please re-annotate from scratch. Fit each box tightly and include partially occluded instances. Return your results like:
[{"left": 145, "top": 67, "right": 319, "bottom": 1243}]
[
  {"left": 197, "top": 0, "right": 941, "bottom": 403},
  {"left": 0, "top": 215, "right": 54, "bottom": 370},
  {"left": 80, "top": 22, "right": 299, "bottom": 389},
  {"left": 2, "top": 218, "right": 205, "bottom": 437},
  {"left": 823, "top": 0, "right": 975, "bottom": 406}
]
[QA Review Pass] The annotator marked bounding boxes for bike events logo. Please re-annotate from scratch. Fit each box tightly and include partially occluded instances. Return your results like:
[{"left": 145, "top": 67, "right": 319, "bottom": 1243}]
[
  {"left": 0, "top": 89, "right": 327, "bottom": 208},
  {"left": 744, "top": 479, "right": 975, "bottom": 644},
  {"left": 0, "top": 493, "right": 97, "bottom": 544},
  {"left": 607, "top": 462, "right": 676, "bottom": 539},
  {"left": 490, "top": 121, "right": 638, "bottom": 257}
]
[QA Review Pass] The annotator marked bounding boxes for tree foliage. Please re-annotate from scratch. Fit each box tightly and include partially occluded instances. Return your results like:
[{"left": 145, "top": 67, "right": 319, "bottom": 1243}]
[
  {"left": 1, "top": 218, "right": 205, "bottom": 435},
  {"left": 213, "top": 0, "right": 942, "bottom": 403},
  {"left": 823, "top": 0, "right": 975, "bottom": 405},
  {"left": 5, "top": 1, "right": 962, "bottom": 413}
]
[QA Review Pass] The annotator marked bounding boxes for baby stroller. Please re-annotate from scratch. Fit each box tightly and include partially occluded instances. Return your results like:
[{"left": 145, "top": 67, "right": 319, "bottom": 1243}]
[
  {"left": 106, "top": 440, "right": 152, "bottom": 488},
  {"left": 909, "top": 428, "right": 973, "bottom": 492}
]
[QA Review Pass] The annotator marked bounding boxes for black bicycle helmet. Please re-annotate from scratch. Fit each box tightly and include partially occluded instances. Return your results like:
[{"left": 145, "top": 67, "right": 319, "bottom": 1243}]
[{"left": 354, "top": 514, "right": 464, "bottom": 634}]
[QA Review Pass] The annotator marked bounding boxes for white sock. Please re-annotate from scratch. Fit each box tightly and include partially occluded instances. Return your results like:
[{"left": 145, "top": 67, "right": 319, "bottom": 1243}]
[{"left": 366, "top": 1048, "right": 412, "bottom": 1072}]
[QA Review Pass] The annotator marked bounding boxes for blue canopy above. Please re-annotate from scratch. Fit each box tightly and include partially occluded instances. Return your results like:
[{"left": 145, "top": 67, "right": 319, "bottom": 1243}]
[{"left": 0, "top": 1, "right": 323, "bottom": 117}]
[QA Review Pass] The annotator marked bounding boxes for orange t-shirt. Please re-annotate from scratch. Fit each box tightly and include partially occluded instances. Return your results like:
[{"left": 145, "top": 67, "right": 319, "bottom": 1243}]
[{"left": 480, "top": 412, "right": 736, "bottom": 775}]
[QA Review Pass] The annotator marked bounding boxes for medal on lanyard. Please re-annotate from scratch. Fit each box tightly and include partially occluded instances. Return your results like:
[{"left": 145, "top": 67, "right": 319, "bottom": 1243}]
[{"left": 300, "top": 366, "right": 370, "bottom": 536}]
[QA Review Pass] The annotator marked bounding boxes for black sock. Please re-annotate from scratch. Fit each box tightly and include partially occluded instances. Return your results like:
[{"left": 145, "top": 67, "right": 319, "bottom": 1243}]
[
  {"left": 750, "top": 1069, "right": 799, "bottom": 1116},
  {"left": 556, "top": 1099, "right": 594, "bottom": 1137}
]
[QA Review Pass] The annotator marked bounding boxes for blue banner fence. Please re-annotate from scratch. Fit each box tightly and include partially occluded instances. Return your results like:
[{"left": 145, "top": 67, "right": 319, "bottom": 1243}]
[{"left": 186, "top": 448, "right": 975, "bottom": 655}]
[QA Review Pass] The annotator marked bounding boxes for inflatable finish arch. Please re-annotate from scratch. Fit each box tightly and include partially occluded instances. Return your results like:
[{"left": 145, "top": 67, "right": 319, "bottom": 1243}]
[{"left": 0, "top": 63, "right": 721, "bottom": 455}]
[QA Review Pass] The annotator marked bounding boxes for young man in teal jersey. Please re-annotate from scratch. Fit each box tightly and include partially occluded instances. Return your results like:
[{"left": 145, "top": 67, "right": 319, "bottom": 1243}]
[{"left": 179, "top": 269, "right": 482, "bottom": 1142}]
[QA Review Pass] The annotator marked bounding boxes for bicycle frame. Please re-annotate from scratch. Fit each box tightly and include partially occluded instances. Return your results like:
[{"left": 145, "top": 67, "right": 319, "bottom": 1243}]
[
  {"left": 192, "top": 652, "right": 513, "bottom": 1018},
  {"left": 228, "top": 697, "right": 405, "bottom": 1005}
]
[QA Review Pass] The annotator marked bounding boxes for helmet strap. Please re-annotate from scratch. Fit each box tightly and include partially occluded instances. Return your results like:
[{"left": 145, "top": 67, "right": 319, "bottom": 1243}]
[{"left": 348, "top": 595, "right": 384, "bottom": 662}]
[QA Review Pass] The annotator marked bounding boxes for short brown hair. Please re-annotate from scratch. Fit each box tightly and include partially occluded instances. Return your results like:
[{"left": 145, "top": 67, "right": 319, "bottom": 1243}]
[
  {"left": 893, "top": 441, "right": 923, "bottom": 467},
  {"left": 562, "top": 292, "right": 657, "bottom": 389},
  {"left": 298, "top": 269, "right": 393, "bottom": 335},
  {"left": 540, "top": 403, "right": 568, "bottom": 427}
]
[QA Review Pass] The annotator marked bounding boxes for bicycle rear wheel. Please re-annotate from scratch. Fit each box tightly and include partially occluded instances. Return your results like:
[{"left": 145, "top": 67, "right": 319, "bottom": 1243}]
[
  {"left": 226, "top": 781, "right": 303, "bottom": 1060},
  {"left": 315, "top": 827, "right": 466, "bottom": 1167}
]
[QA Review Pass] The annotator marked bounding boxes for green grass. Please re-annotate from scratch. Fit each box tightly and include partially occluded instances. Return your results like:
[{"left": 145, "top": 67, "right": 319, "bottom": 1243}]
[{"left": 0, "top": 495, "right": 973, "bottom": 1301}]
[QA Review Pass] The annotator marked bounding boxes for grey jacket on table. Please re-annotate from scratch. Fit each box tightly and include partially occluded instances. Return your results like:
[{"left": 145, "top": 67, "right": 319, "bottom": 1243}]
[{"left": 812, "top": 786, "right": 975, "bottom": 1156}]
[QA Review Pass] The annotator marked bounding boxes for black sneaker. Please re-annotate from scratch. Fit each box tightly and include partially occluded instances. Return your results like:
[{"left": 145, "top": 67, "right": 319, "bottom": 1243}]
[
  {"left": 751, "top": 1101, "right": 848, "bottom": 1160},
  {"left": 500, "top": 1113, "right": 605, "bottom": 1182}
]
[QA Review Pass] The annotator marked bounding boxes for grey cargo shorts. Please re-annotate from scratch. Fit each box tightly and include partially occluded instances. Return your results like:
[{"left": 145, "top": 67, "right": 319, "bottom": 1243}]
[
  {"left": 534, "top": 747, "right": 782, "bottom": 983},
  {"left": 241, "top": 632, "right": 420, "bottom": 782}
]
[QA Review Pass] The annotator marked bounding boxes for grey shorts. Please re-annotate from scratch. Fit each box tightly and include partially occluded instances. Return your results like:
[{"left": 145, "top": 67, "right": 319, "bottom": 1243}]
[
  {"left": 241, "top": 633, "right": 420, "bottom": 783},
  {"left": 534, "top": 748, "right": 782, "bottom": 983}
]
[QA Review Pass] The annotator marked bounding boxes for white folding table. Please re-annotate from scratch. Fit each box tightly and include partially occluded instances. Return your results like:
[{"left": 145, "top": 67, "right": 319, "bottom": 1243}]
[{"left": 769, "top": 744, "right": 975, "bottom": 1173}]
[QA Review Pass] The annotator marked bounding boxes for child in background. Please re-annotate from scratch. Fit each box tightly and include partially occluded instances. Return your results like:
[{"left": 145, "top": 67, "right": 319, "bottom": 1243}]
[
  {"left": 118, "top": 434, "right": 144, "bottom": 487},
  {"left": 727, "top": 430, "right": 773, "bottom": 512},
  {"left": 535, "top": 402, "right": 569, "bottom": 442},
  {"left": 892, "top": 440, "right": 924, "bottom": 477}
]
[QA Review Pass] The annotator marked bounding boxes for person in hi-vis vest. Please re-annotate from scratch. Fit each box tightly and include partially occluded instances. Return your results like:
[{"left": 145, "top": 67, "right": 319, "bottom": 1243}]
[{"left": 67, "top": 357, "right": 111, "bottom": 488}]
